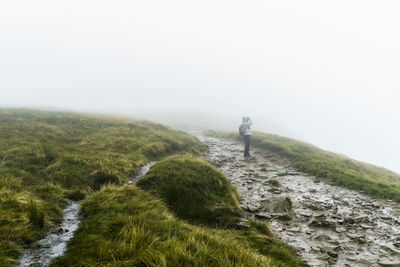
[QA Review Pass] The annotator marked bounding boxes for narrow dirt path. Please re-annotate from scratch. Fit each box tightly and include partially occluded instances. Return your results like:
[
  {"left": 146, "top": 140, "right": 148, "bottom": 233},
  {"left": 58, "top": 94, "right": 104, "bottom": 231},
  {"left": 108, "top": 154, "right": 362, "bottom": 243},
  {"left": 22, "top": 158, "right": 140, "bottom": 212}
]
[{"left": 199, "top": 134, "right": 400, "bottom": 267}]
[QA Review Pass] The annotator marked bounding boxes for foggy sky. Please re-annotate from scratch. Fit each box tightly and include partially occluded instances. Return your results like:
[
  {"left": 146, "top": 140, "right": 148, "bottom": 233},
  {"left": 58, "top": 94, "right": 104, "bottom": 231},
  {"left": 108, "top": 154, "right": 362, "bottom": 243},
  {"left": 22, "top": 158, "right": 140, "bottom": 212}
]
[{"left": 1, "top": 1, "right": 400, "bottom": 173}]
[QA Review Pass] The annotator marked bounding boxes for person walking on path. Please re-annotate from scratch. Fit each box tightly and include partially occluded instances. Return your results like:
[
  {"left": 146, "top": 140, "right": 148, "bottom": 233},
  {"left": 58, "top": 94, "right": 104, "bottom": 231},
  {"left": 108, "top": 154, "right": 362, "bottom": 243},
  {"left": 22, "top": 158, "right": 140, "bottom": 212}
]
[{"left": 240, "top": 116, "right": 253, "bottom": 157}]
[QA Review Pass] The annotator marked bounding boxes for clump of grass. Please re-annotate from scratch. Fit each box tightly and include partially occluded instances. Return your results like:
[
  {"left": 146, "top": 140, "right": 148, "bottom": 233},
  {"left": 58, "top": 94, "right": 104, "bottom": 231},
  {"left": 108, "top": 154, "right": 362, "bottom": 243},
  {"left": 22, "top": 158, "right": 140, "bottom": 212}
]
[
  {"left": 64, "top": 189, "right": 86, "bottom": 201},
  {"left": 90, "top": 171, "right": 121, "bottom": 190},
  {"left": 354, "top": 237, "right": 367, "bottom": 244},
  {"left": 137, "top": 155, "right": 241, "bottom": 227},
  {"left": 41, "top": 142, "right": 58, "bottom": 164},
  {"left": 268, "top": 179, "right": 281, "bottom": 187},
  {"left": 283, "top": 197, "right": 293, "bottom": 212},
  {"left": 206, "top": 130, "right": 400, "bottom": 202},
  {"left": 235, "top": 221, "right": 306, "bottom": 266},
  {"left": 27, "top": 200, "right": 44, "bottom": 228},
  {"left": 51, "top": 186, "right": 272, "bottom": 267}
]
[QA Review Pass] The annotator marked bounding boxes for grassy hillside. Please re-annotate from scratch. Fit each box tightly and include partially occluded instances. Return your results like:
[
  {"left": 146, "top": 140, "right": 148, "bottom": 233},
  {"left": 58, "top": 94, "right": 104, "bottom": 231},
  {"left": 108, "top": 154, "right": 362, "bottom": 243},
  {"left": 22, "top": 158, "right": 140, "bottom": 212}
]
[
  {"left": 137, "top": 155, "right": 241, "bottom": 227},
  {"left": 52, "top": 186, "right": 303, "bottom": 267},
  {"left": 0, "top": 109, "right": 204, "bottom": 266},
  {"left": 207, "top": 130, "right": 400, "bottom": 202},
  {"left": 50, "top": 186, "right": 273, "bottom": 267}
]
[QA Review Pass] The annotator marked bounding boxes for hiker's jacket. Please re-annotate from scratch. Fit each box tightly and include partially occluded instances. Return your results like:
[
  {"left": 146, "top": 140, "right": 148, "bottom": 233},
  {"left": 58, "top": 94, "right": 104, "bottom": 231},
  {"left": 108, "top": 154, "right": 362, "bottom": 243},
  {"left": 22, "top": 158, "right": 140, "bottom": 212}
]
[{"left": 242, "top": 119, "right": 253, "bottom": 135}]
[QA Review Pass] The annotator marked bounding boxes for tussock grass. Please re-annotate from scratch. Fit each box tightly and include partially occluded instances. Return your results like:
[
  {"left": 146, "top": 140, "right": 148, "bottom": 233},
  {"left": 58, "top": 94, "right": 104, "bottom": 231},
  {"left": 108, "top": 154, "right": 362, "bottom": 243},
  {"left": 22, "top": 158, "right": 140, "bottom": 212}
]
[
  {"left": 207, "top": 130, "right": 400, "bottom": 202},
  {"left": 0, "top": 108, "right": 204, "bottom": 266},
  {"left": 137, "top": 155, "right": 241, "bottom": 227},
  {"left": 27, "top": 200, "right": 44, "bottom": 228},
  {"left": 51, "top": 186, "right": 304, "bottom": 267}
]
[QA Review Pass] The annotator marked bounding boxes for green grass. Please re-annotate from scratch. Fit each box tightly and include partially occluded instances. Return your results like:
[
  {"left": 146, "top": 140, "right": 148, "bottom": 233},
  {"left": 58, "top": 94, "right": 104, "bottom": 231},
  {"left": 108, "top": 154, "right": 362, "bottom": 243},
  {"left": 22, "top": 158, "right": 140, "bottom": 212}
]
[
  {"left": 137, "top": 155, "right": 241, "bottom": 227},
  {"left": 207, "top": 130, "right": 400, "bottom": 202},
  {"left": 0, "top": 108, "right": 204, "bottom": 266},
  {"left": 1, "top": 109, "right": 304, "bottom": 266},
  {"left": 51, "top": 185, "right": 303, "bottom": 267}
]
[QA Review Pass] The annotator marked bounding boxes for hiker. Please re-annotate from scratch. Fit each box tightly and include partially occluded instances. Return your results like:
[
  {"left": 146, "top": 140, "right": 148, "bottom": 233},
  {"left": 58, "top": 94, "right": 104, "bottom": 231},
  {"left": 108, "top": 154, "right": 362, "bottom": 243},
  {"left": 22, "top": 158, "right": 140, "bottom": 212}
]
[{"left": 239, "top": 116, "right": 253, "bottom": 157}]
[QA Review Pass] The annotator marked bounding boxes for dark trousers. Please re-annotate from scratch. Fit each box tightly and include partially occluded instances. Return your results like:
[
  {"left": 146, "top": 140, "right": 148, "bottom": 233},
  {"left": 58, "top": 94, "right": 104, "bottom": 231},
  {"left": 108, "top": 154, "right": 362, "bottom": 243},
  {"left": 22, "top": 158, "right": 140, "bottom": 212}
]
[{"left": 244, "top": 135, "right": 251, "bottom": 156}]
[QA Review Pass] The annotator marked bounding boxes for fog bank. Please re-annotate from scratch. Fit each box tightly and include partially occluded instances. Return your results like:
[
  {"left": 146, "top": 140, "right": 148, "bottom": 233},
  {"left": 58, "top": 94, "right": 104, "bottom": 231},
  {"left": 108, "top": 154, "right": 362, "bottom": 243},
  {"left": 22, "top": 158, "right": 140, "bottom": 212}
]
[{"left": 1, "top": 0, "right": 400, "bottom": 172}]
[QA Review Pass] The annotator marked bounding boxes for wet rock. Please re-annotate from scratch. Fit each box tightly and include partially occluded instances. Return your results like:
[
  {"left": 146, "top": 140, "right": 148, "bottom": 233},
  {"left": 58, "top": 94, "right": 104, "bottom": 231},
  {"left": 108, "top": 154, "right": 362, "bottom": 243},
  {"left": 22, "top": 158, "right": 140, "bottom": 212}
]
[
  {"left": 309, "top": 188, "right": 317, "bottom": 193},
  {"left": 256, "top": 212, "right": 271, "bottom": 219},
  {"left": 358, "top": 259, "right": 376, "bottom": 265},
  {"left": 327, "top": 250, "right": 339, "bottom": 258},
  {"left": 335, "top": 226, "right": 347, "bottom": 233},
  {"left": 268, "top": 188, "right": 281, "bottom": 194},
  {"left": 287, "top": 226, "right": 301, "bottom": 232},
  {"left": 309, "top": 216, "right": 337, "bottom": 228},
  {"left": 378, "top": 259, "right": 400, "bottom": 266},
  {"left": 299, "top": 210, "right": 312, "bottom": 217},
  {"left": 360, "top": 223, "right": 373, "bottom": 229},
  {"left": 381, "top": 245, "right": 400, "bottom": 254},
  {"left": 236, "top": 221, "right": 251, "bottom": 230},
  {"left": 372, "top": 202, "right": 381, "bottom": 208},
  {"left": 305, "top": 203, "right": 324, "bottom": 211},
  {"left": 310, "top": 246, "right": 320, "bottom": 252},
  {"left": 270, "top": 213, "right": 292, "bottom": 221},
  {"left": 354, "top": 215, "right": 369, "bottom": 223},
  {"left": 347, "top": 233, "right": 364, "bottom": 239},
  {"left": 246, "top": 203, "right": 259, "bottom": 212},
  {"left": 325, "top": 217, "right": 338, "bottom": 225},
  {"left": 346, "top": 256, "right": 358, "bottom": 261},
  {"left": 313, "top": 234, "right": 332, "bottom": 242}
]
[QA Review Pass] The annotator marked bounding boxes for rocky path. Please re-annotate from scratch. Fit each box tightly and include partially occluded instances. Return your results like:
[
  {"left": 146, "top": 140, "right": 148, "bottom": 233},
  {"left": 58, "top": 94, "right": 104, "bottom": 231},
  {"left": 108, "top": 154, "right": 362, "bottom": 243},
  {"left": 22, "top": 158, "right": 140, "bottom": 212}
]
[{"left": 199, "top": 134, "right": 400, "bottom": 267}]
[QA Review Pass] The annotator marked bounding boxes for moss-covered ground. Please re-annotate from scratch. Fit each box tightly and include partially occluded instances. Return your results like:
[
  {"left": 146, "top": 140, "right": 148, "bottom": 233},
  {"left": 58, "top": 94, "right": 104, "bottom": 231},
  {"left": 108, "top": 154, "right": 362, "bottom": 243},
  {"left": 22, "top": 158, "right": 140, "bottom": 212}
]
[{"left": 207, "top": 130, "right": 400, "bottom": 202}]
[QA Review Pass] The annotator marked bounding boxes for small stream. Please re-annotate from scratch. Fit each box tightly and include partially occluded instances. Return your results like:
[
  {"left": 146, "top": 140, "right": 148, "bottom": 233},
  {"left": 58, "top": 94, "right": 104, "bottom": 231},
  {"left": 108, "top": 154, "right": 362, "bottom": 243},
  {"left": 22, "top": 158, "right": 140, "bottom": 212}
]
[
  {"left": 131, "top": 161, "right": 156, "bottom": 184},
  {"left": 18, "top": 162, "right": 156, "bottom": 267},
  {"left": 18, "top": 201, "right": 81, "bottom": 267}
]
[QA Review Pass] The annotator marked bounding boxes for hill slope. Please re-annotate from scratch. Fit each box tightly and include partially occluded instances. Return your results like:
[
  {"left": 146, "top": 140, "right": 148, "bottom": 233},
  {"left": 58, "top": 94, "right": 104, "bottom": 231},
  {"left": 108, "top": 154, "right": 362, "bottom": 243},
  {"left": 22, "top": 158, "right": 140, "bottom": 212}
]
[{"left": 0, "top": 109, "right": 204, "bottom": 266}]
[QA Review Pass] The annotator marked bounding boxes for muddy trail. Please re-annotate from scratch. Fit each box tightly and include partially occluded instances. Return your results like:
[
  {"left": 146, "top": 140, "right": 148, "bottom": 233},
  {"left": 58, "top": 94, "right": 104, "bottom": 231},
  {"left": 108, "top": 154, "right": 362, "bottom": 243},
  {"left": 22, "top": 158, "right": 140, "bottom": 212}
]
[{"left": 199, "top": 134, "right": 400, "bottom": 267}]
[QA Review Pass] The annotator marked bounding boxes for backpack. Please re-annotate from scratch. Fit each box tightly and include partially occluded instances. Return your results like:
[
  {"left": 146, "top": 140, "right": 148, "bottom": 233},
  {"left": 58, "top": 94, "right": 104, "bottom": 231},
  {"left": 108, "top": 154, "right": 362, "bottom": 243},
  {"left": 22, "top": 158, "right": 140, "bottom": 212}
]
[{"left": 239, "top": 123, "right": 246, "bottom": 136}]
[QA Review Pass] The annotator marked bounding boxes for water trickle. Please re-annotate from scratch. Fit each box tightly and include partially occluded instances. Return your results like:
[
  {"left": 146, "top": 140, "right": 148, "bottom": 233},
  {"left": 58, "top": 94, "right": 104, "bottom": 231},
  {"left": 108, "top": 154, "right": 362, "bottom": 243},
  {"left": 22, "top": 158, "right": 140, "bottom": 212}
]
[
  {"left": 18, "top": 201, "right": 81, "bottom": 267},
  {"left": 18, "top": 161, "right": 157, "bottom": 266},
  {"left": 131, "top": 161, "right": 156, "bottom": 184}
]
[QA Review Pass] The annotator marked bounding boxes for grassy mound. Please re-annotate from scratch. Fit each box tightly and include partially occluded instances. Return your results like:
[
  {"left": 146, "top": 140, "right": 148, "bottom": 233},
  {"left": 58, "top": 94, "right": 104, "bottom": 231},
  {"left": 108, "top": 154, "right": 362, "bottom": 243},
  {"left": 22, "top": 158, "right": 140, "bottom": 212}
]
[
  {"left": 207, "top": 130, "right": 400, "bottom": 202},
  {"left": 137, "top": 155, "right": 240, "bottom": 227},
  {"left": 51, "top": 186, "right": 303, "bottom": 267},
  {"left": 0, "top": 109, "right": 204, "bottom": 266}
]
